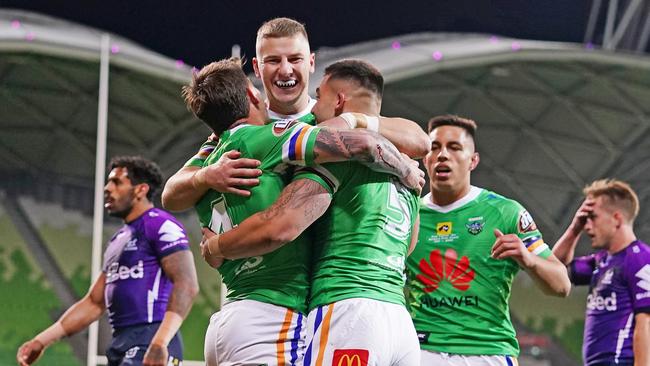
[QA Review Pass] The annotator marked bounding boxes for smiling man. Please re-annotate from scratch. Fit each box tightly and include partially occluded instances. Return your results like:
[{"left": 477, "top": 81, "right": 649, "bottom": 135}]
[
  {"left": 553, "top": 179, "right": 650, "bottom": 366},
  {"left": 405, "top": 115, "right": 571, "bottom": 366}
]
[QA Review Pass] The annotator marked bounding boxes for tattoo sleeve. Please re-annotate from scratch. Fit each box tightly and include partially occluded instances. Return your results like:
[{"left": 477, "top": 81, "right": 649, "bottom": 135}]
[
  {"left": 160, "top": 251, "right": 198, "bottom": 318},
  {"left": 313, "top": 128, "right": 409, "bottom": 179}
]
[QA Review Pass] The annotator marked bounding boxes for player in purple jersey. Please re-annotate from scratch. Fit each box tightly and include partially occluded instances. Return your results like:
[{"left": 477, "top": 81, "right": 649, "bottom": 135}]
[
  {"left": 17, "top": 156, "right": 199, "bottom": 366},
  {"left": 554, "top": 179, "right": 650, "bottom": 366}
]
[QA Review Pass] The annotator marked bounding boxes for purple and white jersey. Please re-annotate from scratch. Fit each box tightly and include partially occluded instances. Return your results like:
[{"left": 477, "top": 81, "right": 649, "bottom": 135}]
[
  {"left": 571, "top": 240, "right": 650, "bottom": 365},
  {"left": 102, "top": 208, "right": 190, "bottom": 329}
]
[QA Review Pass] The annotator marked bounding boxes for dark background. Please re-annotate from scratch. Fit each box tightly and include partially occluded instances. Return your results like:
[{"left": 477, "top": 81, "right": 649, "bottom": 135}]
[{"left": 1, "top": 0, "right": 590, "bottom": 69}]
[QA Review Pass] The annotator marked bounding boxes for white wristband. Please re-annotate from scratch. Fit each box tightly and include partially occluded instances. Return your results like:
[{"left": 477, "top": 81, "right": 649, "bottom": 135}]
[
  {"left": 366, "top": 116, "right": 379, "bottom": 132},
  {"left": 35, "top": 322, "right": 67, "bottom": 347},
  {"left": 338, "top": 113, "right": 357, "bottom": 129}
]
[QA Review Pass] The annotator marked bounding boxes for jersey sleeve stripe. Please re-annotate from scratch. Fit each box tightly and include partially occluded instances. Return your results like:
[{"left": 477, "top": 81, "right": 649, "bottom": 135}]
[{"left": 283, "top": 125, "right": 318, "bottom": 165}]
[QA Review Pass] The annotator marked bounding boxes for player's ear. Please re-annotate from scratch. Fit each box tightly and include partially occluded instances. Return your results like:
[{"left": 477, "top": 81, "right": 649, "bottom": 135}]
[
  {"left": 135, "top": 183, "right": 150, "bottom": 201},
  {"left": 309, "top": 53, "right": 316, "bottom": 73},
  {"left": 252, "top": 57, "right": 261, "bottom": 78},
  {"left": 470, "top": 152, "right": 480, "bottom": 171},
  {"left": 334, "top": 92, "right": 346, "bottom": 115},
  {"left": 246, "top": 86, "right": 260, "bottom": 106}
]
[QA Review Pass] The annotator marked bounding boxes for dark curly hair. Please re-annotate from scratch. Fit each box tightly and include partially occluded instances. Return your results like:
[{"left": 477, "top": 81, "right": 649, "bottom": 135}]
[{"left": 109, "top": 156, "right": 163, "bottom": 201}]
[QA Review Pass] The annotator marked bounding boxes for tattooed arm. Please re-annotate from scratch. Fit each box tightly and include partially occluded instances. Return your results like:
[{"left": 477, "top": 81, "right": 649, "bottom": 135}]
[
  {"left": 201, "top": 179, "right": 331, "bottom": 262},
  {"left": 313, "top": 128, "right": 425, "bottom": 193},
  {"left": 144, "top": 250, "right": 199, "bottom": 365}
]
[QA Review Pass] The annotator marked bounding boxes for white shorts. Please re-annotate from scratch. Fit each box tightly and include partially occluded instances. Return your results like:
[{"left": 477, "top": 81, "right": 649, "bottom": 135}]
[
  {"left": 421, "top": 351, "right": 519, "bottom": 366},
  {"left": 303, "top": 298, "right": 420, "bottom": 366},
  {"left": 204, "top": 299, "right": 306, "bottom": 366}
]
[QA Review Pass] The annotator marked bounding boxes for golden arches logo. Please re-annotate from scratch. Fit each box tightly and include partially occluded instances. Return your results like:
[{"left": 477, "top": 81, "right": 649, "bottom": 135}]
[
  {"left": 337, "top": 354, "right": 362, "bottom": 366},
  {"left": 333, "top": 349, "right": 368, "bottom": 366}
]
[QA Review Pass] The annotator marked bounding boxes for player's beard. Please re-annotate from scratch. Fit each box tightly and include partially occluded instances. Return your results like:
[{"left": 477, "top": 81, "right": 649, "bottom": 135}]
[{"left": 107, "top": 188, "right": 136, "bottom": 220}]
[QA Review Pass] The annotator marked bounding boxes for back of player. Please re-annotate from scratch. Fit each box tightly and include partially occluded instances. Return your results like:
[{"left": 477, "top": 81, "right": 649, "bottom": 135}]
[
  {"left": 197, "top": 120, "right": 324, "bottom": 365},
  {"left": 406, "top": 188, "right": 551, "bottom": 363},
  {"left": 302, "top": 161, "right": 421, "bottom": 366}
]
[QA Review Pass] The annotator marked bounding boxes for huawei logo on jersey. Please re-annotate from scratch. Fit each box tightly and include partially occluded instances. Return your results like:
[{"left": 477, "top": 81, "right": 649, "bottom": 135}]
[{"left": 417, "top": 249, "right": 475, "bottom": 292}]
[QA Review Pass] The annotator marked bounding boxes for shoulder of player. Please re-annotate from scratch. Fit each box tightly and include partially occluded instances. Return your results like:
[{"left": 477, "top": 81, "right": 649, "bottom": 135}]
[
  {"left": 141, "top": 208, "right": 184, "bottom": 236},
  {"left": 623, "top": 240, "right": 650, "bottom": 263}
]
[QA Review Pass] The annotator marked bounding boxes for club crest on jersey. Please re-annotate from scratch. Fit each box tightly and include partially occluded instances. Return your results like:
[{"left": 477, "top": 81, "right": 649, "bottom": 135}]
[
  {"left": 272, "top": 118, "right": 299, "bottom": 136},
  {"left": 333, "top": 349, "right": 369, "bottom": 366},
  {"left": 518, "top": 210, "right": 537, "bottom": 233},
  {"left": 465, "top": 217, "right": 484, "bottom": 235},
  {"left": 436, "top": 222, "right": 452, "bottom": 236},
  {"left": 417, "top": 249, "right": 475, "bottom": 292}
]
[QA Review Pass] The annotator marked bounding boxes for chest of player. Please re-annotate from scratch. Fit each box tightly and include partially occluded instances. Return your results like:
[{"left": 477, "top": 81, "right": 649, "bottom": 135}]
[
  {"left": 587, "top": 258, "right": 631, "bottom": 313},
  {"left": 413, "top": 209, "right": 519, "bottom": 283},
  {"left": 104, "top": 229, "right": 157, "bottom": 284}
]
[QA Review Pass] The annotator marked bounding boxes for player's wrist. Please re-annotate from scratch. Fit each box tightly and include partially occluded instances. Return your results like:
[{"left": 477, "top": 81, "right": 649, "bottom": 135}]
[
  {"left": 206, "top": 233, "right": 223, "bottom": 258},
  {"left": 191, "top": 168, "right": 208, "bottom": 190},
  {"left": 34, "top": 322, "right": 66, "bottom": 347},
  {"left": 339, "top": 113, "right": 358, "bottom": 129}
]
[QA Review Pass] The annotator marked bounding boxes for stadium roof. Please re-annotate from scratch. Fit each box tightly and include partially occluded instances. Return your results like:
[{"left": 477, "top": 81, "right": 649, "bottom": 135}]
[
  {"left": 3, "top": 10, "right": 650, "bottom": 240},
  {"left": 0, "top": 9, "right": 205, "bottom": 184}
]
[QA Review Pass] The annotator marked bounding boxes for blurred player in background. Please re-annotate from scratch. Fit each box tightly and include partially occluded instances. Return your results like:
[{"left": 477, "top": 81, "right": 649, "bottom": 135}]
[
  {"left": 17, "top": 156, "right": 198, "bottom": 366},
  {"left": 553, "top": 179, "right": 650, "bottom": 366},
  {"left": 406, "top": 115, "right": 571, "bottom": 366}
]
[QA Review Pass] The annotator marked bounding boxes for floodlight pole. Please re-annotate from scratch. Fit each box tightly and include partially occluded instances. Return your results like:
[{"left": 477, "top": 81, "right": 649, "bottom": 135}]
[{"left": 88, "top": 33, "right": 110, "bottom": 366}]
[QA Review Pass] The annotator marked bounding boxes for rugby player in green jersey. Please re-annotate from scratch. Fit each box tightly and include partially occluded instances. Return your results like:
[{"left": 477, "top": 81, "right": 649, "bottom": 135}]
[
  {"left": 405, "top": 115, "right": 571, "bottom": 366},
  {"left": 202, "top": 59, "right": 428, "bottom": 365},
  {"left": 185, "top": 58, "right": 424, "bottom": 365}
]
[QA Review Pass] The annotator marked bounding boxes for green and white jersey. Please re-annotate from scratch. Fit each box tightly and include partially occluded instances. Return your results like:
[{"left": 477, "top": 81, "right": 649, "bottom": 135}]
[
  {"left": 303, "top": 162, "right": 420, "bottom": 310},
  {"left": 406, "top": 186, "right": 551, "bottom": 356},
  {"left": 184, "top": 100, "right": 316, "bottom": 168},
  {"left": 194, "top": 118, "right": 323, "bottom": 314}
]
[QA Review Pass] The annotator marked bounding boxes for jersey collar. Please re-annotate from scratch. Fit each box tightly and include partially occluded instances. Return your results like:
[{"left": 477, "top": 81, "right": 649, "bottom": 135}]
[
  {"left": 422, "top": 186, "right": 483, "bottom": 213},
  {"left": 267, "top": 98, "right": 316, "bottom": 121}
]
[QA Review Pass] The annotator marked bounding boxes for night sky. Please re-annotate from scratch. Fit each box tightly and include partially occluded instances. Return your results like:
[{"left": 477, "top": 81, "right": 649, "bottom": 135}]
[{"left": 3, "top": 0, "right": 591, "bottom": 70}]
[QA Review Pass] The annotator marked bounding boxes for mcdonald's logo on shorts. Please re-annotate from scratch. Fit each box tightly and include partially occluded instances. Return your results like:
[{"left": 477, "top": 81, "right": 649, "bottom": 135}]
[{"left": 332, "top": 349, "right": 369, "bottom": 366}]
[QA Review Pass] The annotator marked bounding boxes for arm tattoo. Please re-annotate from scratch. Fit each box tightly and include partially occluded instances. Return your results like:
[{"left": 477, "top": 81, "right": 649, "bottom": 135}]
[
  {"left": 260, "top": 179, "right": 327, "bottom": 223},
  {"left": 161, "top": 251, "right": 196, "bottom": 318},
  {"left": 314, "top": 129, "right": 409, "bottom": 179}
]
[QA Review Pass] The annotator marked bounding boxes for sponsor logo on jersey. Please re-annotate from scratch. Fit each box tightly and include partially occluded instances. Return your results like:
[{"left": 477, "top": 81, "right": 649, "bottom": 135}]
[
  {"left": 106, "top": 260, "right": 144, "bottom": 283},
  {"left": 235, "top": 256, "right": 264, "bottom": 276},
  {"left": 601, "top": 268, "right": 614, "bottom": 285},
  {"left": 465, "top": 217, "right": 484, "bottom": 235},
  {"left": 158, "top": 220, "right": 186, "bottom": 242},
  {"left": 417, "top": 249, "right": 474, "bottom": 292},
  {"left": 416, "top": 332, "right": 429, "bottom": 344},
  {"left": 436, "top": 222, "right": 452, "bottom": 236},
  {"left": 420, "top": 294, "right": 480, "bottom": 309},
  {"left": 272, "top": 118, "right": 299, "bottom": 136},
  {"left": 124, "top": 238, "right": 138, "bottom": 251},
  {"left": 518, "top": 210, "right": 537, "bottom": 233},
  {"left": 333, "top": 349, "right": 369, "bottom": 366},
  {"left": 125, "top": 346, "right": 139, "bottom": 359},
  {"left": 148, "top": 211, "right": 159, "bottom": 217},
  {"left": 587, "top": 291, "right": 617, "bottom": 311},
  {"left": 636, "top": 264, "right": 650, "bottom": 291}
]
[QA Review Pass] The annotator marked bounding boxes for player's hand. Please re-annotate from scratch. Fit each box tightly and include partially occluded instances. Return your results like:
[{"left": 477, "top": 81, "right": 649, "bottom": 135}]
[
  {"left": 194, "top": 150, "right": 262, "bottom": 197},
  {"left": 399, "top": 155, "right": 425, "bottom": 194},
  {"left": 491, "top": 229, "right": 533, "bottom": 268},
  {"left": 16, "top": 339, "right": 45, "bottom": 366},
  {"left": 569, "top": 198, "right": 595, "bottom": 235},
  {"left": 200, "top": 228, "right": 224, "bottom": 269},
  {"left": 143, "top": 343, "right": 168, "bottom": 366}
]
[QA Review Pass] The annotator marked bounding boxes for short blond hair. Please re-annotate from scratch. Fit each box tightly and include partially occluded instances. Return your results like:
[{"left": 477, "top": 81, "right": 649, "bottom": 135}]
[
  {"left": 584, "top": 179, "right": 639, "bottom": 222},
  {"left": 256, "top": 17, "right": 308, "bottom": 47}
]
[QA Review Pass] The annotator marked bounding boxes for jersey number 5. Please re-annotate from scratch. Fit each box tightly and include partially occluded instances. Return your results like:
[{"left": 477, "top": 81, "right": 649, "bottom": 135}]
[{"left": 385, "top": 183, "right": 412, "bottom": 241}]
